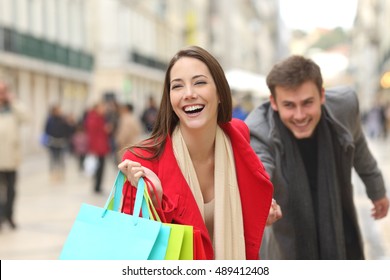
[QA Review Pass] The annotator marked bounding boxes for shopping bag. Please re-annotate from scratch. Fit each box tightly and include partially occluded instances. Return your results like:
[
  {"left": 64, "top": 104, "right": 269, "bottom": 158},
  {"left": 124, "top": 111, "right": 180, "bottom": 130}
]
[
  {"left": 177, "top": 225, "right": 193, "bottom": 260},
  {"left": 59, "top": 172, "right": 170, "bottom": 260},
  {"left": 40, "top": 133, "right": 49, "bottom": 147},
  {"left": 142, "top": 177, "right": 194, "bottom": 260},
  {"left": 163, "top": 224, "right": 185, "bottom": 260},
  {"left": 193, "top": 229, "right": 207, "bottom": 260},
  {"left": 83, "top": 154, "right": 98, "bottom": 176}
]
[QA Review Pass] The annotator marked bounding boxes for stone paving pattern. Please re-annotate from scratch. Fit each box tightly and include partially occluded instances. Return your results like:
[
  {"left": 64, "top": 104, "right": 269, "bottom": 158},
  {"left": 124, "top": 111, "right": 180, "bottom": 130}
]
[{"left": 0, "top": 138, "right": 389, "bottom": 260}]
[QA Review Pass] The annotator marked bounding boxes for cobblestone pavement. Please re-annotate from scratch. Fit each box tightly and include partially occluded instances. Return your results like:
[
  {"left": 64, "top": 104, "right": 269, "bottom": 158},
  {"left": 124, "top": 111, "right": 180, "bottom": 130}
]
[
  {"left": 0, "top": 137, "right": 389, "bottom": 260},
  {"left": 0, "top": 151, "right": 117, "bottom": 259},
  {"left": 353, "top": 138, "right": 390, "bottom": 259}
]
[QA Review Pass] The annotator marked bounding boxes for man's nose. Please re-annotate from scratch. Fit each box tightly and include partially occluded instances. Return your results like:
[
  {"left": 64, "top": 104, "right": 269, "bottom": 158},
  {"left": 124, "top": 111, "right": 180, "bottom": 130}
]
[{"left": 293, "top": 107, "right": 306, "bottom": 120}]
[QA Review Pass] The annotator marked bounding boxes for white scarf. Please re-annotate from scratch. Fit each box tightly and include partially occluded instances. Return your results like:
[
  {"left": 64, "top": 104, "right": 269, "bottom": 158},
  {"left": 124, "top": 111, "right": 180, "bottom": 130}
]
[{"left": 172, "top": 126, "right": 246, "bottom": 259}]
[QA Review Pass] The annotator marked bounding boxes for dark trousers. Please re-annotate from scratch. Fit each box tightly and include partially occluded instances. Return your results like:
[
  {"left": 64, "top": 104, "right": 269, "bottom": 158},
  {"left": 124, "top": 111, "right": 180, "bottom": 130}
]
[
  {"left": 78, "top": 154, "right": 86, "bottom": 171},
  {"left": 48, "top": 147, "right": 65, "bottom": 172},
  {"left": 0, "top": 171, "right": 17, "bottom": 222},
  {"left": 94, "top": 156, "right": 105, "bottom": 193}
]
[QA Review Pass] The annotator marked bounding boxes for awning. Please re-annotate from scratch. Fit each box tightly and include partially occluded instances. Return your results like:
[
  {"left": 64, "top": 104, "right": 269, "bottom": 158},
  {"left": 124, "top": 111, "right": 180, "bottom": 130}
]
[{"left": 225, "top": 69, "right": 269, "bottom": 98}]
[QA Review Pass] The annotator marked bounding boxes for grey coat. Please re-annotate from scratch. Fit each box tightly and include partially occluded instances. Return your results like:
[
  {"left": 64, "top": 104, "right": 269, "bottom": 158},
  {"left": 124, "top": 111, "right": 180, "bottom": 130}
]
[{"left": 245, "top": 86, "right": 386, "bottom": 259}]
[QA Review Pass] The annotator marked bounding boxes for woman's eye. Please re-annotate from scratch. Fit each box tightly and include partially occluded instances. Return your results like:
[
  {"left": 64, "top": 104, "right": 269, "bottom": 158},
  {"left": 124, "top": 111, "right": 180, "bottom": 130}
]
[
  {"left": 195, "top": 81, "right": 206, "bottom": 85},
  {"left": 171, "top": 84, "right": 182, "bottom": 90}
]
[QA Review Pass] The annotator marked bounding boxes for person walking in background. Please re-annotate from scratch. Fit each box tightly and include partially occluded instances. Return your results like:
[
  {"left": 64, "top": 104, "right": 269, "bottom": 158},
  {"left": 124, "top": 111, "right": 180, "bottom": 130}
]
[
  {"left": 232, "top": 96, "right": 248, "bottom": 120},
  {"left": 84, "top": 101, "right": 112, "bottom": 193},
  {"left": 71, "top": 122, "right": 89, "bottom": 172},
  {"left": 44, "top": 104, "right": 73, "bottom": 182},
  {"left": 118, "top": 46, "right": 274, "bottom": 260},
  {"left": 385, "top": 102, "right": 390, "bottom": 139},
  {"left": 245, "top": 55, "right": 389, "bottom": 259},
  {"left": 104, "top": 98, "right": 120, "bottom": 163},
  {"left": 114, "top": 103, "right": 142, "bottom": 163},
  {"left": 0, "top": 79, "right": 29, "bottom": 230},
  {"left": 141, "top": 95, "right": 158, "bottom": 133},
  {"left": 364, "top": 100, "right": 386, "bottom": 139}
]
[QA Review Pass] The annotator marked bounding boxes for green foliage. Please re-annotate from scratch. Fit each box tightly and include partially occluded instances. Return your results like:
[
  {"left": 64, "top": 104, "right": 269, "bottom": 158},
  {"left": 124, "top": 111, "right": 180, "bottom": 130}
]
[{"left": 309, "top": 27, "right": 350, "bottom": 50}]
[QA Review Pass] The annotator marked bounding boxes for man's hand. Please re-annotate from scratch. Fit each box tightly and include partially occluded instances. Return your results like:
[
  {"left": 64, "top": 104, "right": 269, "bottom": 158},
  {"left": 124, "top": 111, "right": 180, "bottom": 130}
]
[
  {"left": 372, "top": 197, "right": 389, "bottom": 220},
  {"left": 266, "top": 199, "right": 282, "bottom": 226}
]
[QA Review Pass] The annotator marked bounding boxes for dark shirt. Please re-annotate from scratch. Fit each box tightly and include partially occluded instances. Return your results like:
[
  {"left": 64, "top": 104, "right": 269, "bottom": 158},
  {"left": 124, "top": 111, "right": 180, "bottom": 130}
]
[
  {"left": 296, "top": 130, "right": 321, "bottom": 251},
  {"left": 296, "top": 130, "right": 318, "bottom": 207}
]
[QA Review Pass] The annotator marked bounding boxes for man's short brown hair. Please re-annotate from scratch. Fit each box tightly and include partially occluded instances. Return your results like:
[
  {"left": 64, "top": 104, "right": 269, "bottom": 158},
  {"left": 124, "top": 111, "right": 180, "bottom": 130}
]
[{"left": 266, "top": 55, "right": 323, "bottom": 97}]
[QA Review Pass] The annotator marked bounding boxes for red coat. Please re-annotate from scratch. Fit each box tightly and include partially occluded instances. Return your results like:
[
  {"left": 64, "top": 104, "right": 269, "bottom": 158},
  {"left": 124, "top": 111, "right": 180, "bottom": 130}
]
[
  {"left": 122, "top": 119, "right": 273, "bottom": 259},
  {"left": 84, "top": 110, "right": 110, "bottom": 156}
]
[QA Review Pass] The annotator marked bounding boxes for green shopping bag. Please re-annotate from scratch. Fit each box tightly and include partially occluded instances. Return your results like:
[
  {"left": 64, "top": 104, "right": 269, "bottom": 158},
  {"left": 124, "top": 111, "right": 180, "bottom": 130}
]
[
  {"left": 163, "top": 224, "right": 184, "bottom": 260},
  {"left": 176, "top": 224, "right": 193, "bottom": 260},
  {"left": 142, "top": 177, "right": 194, "bottom": 260},
  {"left": 59, "top": 173, "right": 170, "bottom": 260}
]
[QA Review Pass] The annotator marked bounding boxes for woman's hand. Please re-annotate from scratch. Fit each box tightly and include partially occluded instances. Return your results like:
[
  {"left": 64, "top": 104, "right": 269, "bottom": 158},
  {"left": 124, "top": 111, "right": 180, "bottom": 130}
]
[
  {"left": 118, "top": 159, "right": 163, "bottom": 207},
  {"left": 266, "top": 199, "right": 282, "bottom": 226},
  {"left": 118, "top": 159, "right": 145, "bottom": 187}
]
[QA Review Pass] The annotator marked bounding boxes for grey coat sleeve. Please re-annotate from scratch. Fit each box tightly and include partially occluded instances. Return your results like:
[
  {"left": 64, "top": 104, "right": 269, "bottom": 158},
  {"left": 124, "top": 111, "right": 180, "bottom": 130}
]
[
  {"left": 245, "top": 105, "right": 276, "bottom": 180},
  {"left": 329, "top": 87, "right": 386, "bottom": 201},
  {"left": 349, "top": 92, "right": 386, "bottom": 201}
]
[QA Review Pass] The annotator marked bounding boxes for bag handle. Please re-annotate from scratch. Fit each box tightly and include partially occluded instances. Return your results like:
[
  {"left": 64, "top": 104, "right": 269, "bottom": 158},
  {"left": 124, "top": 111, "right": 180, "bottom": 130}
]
[
  {"left": 133, "top": 177, "right": 146, "bottom": 217},
  {"left": 104, "top": 171, "right": 125, "bottom": 211},
  {"left": 142, "top": 185, "right": 160, "bottom": 221},
  {"left": 141, "top": 177, "right": 167, "bottom": 223},
  {"left": 102, "top": 171, "right": 146, "bottom": 218}
]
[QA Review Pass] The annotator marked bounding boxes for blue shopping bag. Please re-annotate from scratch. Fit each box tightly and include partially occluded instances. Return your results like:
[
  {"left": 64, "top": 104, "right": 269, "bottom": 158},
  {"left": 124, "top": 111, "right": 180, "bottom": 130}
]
[{"left": 59, "top": 172, "right": 170, "bottom": 260}]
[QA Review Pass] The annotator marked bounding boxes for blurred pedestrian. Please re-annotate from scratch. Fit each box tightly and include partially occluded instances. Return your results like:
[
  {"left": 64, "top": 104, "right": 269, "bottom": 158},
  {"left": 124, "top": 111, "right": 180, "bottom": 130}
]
[
  {"left": 71, "top": 122, "right": 88, "bottom": 172},
  {"left": 114, "top": 103, "right": 142, "bottom": 163},
  {"left": 232, "top": 96, "right": 248, "bottom": 120},
  {"left": 364, "top": 101, "right": 386, "bottom": 139},
  {"left": 118, "top": 46, "right": 274, "bottom": 259},
  {"left": 84, "top": 101, "right": 111, "bottom": 193},
  {"left": 385, "top": 102, "right": 390, "bottom": 139},
  {"left": 141, "top": 96, "right": 158, "bottom": 133},
  {"left": 246, "top": 55, "right": 389, "bottom": 259},
  {"left": 105, "top": 98, "right": 120, "bottom": 162},
  {"left": 44, "top": 105, "right": 73, "bottom": 182},
  {"left": 0, "top": 79, "right": 29, "bottom": 229}
]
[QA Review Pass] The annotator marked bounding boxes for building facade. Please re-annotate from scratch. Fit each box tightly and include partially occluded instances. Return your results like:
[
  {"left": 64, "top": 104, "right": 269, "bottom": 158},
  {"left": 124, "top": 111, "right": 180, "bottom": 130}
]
[
  {"left": 350, "top": 0, "right": 390, "bottom": 109},
  {"left": 0, "top": 0, "right": 284, "bottom": 154},
  {"left": 0, "top": 0, "right": 94, "bottom": 153}
]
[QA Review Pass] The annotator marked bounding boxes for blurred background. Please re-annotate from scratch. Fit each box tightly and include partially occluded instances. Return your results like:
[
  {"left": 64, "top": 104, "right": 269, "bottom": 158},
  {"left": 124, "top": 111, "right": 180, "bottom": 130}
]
[{"left": 0, "top": 0, "right": 389, "bottom": 260}]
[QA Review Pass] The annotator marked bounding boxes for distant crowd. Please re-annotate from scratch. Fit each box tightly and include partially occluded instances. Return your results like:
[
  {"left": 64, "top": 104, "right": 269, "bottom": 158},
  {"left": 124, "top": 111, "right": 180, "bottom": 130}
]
[{"left": 42, "top": 96, "right": 158, "bottom": 193}]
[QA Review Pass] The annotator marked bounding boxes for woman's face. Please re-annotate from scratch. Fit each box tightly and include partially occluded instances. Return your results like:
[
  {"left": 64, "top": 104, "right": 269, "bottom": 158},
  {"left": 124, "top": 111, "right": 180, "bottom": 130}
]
[{"left": 169, "top": 57, "right": 219, "bottom": 131}]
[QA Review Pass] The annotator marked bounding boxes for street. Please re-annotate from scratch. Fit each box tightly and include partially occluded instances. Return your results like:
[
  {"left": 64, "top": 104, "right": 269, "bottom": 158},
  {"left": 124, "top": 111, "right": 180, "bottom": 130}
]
[
  {"left": 0, "top": 149, "right": 116, "bottom": 259},
  {"left": 0, "top": 138, "right": 389, "bottom": 260},
  {"left": 353, "top": 137, "right": 390, "bottom": 259}
]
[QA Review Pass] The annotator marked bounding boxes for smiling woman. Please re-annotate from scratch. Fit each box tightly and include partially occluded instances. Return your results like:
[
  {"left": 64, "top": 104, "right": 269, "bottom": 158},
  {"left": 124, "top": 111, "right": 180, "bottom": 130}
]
[
  {"left": 117, "top": 45, "right": 274, "bottom": 260},
  {"left": 279, "top": 0, "right": 358, "bottom": 31}
]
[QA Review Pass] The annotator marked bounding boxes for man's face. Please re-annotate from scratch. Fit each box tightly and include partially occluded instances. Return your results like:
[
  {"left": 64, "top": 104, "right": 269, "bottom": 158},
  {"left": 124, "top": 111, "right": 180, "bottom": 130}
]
[{"left": 270, "top": 81, "right": 325, "bottom": 139}]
